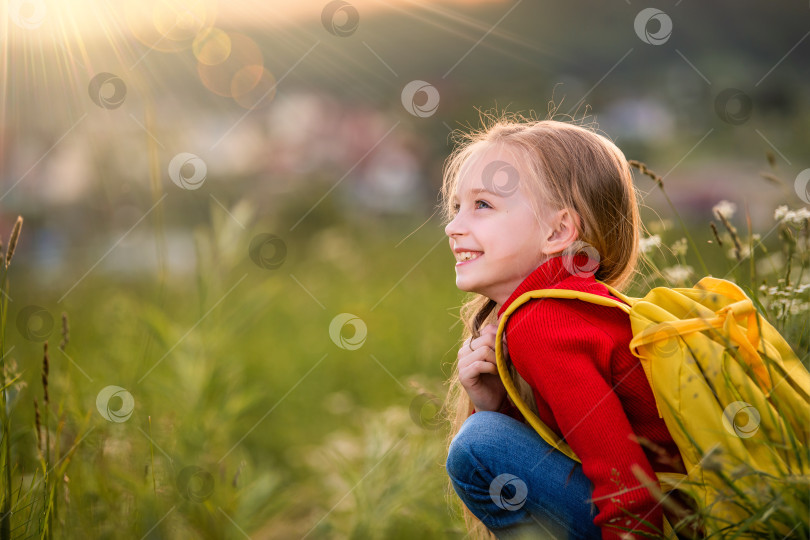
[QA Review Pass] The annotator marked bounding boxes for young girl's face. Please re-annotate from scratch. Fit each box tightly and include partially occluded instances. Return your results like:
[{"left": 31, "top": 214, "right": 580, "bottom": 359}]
[{"left": 445, "top": 146, "right": 564, "bottom": 306}]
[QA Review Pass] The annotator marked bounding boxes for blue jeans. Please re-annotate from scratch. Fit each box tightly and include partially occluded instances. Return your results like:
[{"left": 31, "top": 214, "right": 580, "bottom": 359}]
[{"left": 446, "top": 411, "right": 603, "bottom": 540}]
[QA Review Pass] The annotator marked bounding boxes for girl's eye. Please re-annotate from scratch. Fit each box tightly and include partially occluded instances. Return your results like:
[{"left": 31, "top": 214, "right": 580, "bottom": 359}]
[
  {"left": 474, "top": 200, "right": 492, "bottom": 209},
  {"left": 451, "top": 200, "right": 491, "bottom": 214}
]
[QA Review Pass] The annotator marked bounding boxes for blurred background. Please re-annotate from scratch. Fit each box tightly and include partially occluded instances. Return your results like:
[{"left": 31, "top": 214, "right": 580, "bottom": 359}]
[{"left": 0, "top": 0, "right": 808, "bottom": 538}]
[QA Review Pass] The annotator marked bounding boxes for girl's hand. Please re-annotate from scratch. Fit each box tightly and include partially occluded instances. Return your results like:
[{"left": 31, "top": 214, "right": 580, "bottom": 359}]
[{"left": 457, "top": 324, "right": 507, "bottom": 412}]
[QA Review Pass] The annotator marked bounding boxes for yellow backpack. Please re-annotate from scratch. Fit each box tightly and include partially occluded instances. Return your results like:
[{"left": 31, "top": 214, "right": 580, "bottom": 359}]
[{"left": 495, "top": 276, "right": 810, "bottom": 539}]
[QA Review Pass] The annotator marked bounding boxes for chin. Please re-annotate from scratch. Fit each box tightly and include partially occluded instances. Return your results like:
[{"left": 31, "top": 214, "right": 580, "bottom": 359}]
[
  {"left": 454, "top": 277, "right": 476, "bottom": 292},
  {"left": 455, "top": 282, "right": 473, "bottom": 293},
  {"left": 455, "top": 278, "right": 486, "bottom": 297}
]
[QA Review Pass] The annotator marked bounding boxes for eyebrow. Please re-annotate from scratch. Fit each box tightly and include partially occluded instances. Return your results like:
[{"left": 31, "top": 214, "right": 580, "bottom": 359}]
[{"left": 451, "top": 187, "right": 501, "bottom": 201}]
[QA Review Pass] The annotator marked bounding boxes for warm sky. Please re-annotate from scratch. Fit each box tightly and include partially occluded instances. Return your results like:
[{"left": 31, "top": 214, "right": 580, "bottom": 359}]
[{"left": 2, "top": 0, "right": 506, "bottom": 44}]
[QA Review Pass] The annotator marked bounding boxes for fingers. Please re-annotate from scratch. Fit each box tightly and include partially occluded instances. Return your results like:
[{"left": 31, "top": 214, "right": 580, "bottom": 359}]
[
  {"left": 458, "top": 359, "right": 499, "bottom": 384},
  {"left": 456, "top": 324, "right": 506, "bottom": 407},
  {"left": 458, "top": 337, "right": 491, "bottom": 360},
  {"left": 458, "top": 360, "right": 498, "bottom": 388},
  {"left": 458, "top": 332, "right": 499, "bottom": 371},
  {"left": 458, "top": 324, "right": 499, "bottom": 359},
  {"left": 467, "top": 324, "right": 498, "bottom": 354},
  {"left": 473, "top": 359, "right": 498, "bottom": 375}
]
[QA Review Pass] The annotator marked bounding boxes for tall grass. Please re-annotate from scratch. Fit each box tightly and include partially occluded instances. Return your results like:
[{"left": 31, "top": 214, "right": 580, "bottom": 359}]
[
  {"left": 0, "top": 152, "right": 806, "bottom": 538},
  {"left": 0, "top": 192, "right": 464, "bottom": 538},
  {"left": 609, "top": 159, "right": 810, "bottom": 539},
  {"left": 0, "top": 216, "right": 23, "bottom": 539}
]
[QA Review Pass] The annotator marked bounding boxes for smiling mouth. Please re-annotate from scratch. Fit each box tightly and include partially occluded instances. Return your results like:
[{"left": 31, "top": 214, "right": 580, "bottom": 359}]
[{"left": 455, "top": 251, "right": 483, "bottom": 263}]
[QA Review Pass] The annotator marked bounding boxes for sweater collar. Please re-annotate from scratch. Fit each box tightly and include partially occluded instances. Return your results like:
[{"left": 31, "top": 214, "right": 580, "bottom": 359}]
[{"left": 496, "top": 253, "right": 598, "bottom": 319}]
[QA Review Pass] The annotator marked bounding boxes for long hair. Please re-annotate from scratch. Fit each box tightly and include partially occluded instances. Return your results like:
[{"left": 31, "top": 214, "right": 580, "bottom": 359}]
[{"left": 440, "top": 111, "right": 642, "bottom": 538}]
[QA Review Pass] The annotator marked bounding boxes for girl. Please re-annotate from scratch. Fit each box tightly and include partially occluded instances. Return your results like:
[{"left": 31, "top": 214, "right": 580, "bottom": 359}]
[{"left": 441, "top": 114, "right": 687, "bottom": 540}]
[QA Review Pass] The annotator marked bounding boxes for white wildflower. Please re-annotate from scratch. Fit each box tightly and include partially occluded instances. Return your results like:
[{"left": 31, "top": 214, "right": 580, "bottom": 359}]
[
  {"left": 639, "top": 234, "right": 662, "bottom": 254},
  {"left": 774, "top": 205, "right": 810, "bottom": 227},
  {"left": 787, "top": 207, "right": 810, "bottom": 226},
  {"left": 712, "top": 200, "right": 737, "bottom": 220},
  {"left": 662, "top": 265, "right": 694, "bottom": 284},
  {"left": 727, "top": 244, "right": 751, "bottom": 260},
  {"left": 671, "top": 237, "right": 688, "bottom": 257},
  {"left": 789, "top": 303, "right": 803, "bottom": 315}
]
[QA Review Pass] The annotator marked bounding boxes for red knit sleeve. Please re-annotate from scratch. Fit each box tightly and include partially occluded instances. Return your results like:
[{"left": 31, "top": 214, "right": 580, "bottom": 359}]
[{"left": 505, "top": 298, "right": 664, "bottom": 540}]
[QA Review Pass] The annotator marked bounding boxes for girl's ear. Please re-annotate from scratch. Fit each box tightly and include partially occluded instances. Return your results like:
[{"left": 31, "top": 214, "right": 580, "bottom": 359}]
[{"left": 542, "top": 208, "right": 580, "bottom": 254}]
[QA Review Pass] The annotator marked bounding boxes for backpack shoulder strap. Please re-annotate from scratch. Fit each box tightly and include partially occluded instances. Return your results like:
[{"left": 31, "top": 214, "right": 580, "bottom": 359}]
[
  {"left": 494, "top": 285, "right": 688, "bottom": 505},
  {"left": 494, "top": 285, "right": 636, "bottom": 463}
]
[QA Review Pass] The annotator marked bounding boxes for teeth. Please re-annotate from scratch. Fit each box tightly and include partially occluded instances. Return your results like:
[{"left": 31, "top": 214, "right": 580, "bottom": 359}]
[{"left": 456, "top": 251, "right": 482, "bottom": 262}]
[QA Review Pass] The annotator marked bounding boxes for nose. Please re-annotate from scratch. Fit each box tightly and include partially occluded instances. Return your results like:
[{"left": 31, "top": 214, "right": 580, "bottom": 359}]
[{"left": 445, "top": 210, "right": 465, "bottom": 238}]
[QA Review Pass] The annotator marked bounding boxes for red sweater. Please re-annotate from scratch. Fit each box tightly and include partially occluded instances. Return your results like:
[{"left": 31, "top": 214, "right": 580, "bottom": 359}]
[{"left": 472, "top": 253, "right": 685, "bottom": 540}]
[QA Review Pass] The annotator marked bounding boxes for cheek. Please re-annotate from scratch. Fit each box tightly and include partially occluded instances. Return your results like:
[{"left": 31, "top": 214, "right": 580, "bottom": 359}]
[
  {"left": 516, "top": 221, "right": 546, "bottom": 249},
  {"left": 517, "top": 229, "right": 548, "bottom": 264}
]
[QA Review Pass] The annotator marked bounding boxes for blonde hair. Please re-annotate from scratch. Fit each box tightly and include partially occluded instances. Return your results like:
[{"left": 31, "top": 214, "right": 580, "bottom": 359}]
[{"left": 440, "top": 110, "right": 642, "bottom": 538}]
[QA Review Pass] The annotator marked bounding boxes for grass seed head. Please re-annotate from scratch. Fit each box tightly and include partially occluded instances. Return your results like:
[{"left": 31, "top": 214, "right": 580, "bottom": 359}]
[
  {"left": 42, "top": 342, "right": 50, "bottom": 405},
  {"left": 5, "top": 216, "right": 22, "bottom": 269}
]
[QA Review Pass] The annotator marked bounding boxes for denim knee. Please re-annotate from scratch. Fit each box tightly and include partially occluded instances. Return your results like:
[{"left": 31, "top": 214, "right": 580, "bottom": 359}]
[{"left": 446, "top": 411, "right": 502, "bottom": 482}]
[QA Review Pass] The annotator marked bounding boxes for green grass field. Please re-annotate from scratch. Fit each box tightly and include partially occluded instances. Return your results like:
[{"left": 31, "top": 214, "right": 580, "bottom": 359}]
[{"left": 0, "top": 173, "right": 808, "bottom": 539}]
